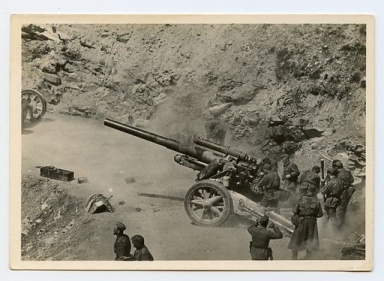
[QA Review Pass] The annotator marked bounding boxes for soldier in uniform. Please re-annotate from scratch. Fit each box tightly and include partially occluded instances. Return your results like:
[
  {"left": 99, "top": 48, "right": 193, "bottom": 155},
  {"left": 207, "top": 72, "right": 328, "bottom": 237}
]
[
  {"left": 288, "top": 185, "right": 323, "bottom": 260},
  {"left": 259, "top": 157, "right": 278, "bottom": 173},
  {"left": 281, "top": 154, "right": 300, "bottom": 206},
  {"left": 321, "top": 168, "right": 345, "bottom": 230},
  {"left": 113, "top": 222, "right": 132, "bottom": 261},
  {"left": 131, "top": 235, "right": 154, "bottom": 261},
  {"left": 248, "top": 215, "right": 283, "bottom": 260},
  {"left": 298, "top": 166, "right": 321, "bottom": 195},
  {"left": 205, "top": 120, "right": 227, "bottom": 145},
  {"left": 334, "top": 160, "right": 355, "bottom": 228},
  {"left": 253, "top": 164, "right": 281, "bottom": 209}
]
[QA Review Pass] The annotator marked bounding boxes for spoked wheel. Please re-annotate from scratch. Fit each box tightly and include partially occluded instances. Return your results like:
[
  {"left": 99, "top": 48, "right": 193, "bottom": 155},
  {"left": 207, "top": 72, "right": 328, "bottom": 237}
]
[
  {"left": 22, "top": 89, "right": 47, "bottom": 121},
  {"left": 184, "top": 180, "right": 233, "bottom": 227}
]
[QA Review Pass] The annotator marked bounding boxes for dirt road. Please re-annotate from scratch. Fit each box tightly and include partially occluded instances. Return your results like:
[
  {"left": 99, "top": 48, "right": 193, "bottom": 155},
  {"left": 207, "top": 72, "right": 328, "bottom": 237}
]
[{"left": 22, "top": 113, "right": 342, "bottom": 261}]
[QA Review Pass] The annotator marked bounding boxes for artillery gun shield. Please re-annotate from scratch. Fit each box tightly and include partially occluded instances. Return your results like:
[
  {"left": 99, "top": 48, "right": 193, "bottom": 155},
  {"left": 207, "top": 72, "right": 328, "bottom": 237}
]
[{"left": 184, "top": 180, "right": 233, "bottom": 227}]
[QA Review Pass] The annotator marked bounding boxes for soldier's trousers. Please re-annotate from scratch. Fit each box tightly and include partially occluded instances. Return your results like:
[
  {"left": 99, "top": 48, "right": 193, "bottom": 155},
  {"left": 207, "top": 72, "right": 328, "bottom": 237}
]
[{"left": 324, "top": 206, "right": 345, "bottom": 229}]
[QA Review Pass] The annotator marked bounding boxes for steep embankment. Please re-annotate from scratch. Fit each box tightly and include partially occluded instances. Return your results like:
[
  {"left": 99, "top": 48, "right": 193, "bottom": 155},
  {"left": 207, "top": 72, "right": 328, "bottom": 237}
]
[{"left": 22, "top": 23, "right": 366, "bottom": 174}]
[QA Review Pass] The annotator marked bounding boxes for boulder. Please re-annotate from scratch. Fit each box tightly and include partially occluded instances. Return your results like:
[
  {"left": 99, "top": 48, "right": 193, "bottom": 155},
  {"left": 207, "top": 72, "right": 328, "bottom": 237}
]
[
  {"left": 242, "top": 111, "right": 260, "bottom": 126},
  {"left": 133, "top": 118, "right": 150, "bottom": 128},
  {"left": 218, "top": 84, "right": 258, "bottom": 105},
  {"left": 302, "top": 127, "right": 324, "bottom": 138},
  {"left": 43, "top": 72, "right": 61, "bottom": 86},
  {"left": 208, "top": 103, "right": 232, "bottom": 116}
]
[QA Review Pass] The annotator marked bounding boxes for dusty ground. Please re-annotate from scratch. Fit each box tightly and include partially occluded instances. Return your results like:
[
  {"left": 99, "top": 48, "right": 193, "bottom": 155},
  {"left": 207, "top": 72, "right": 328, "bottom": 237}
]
[{"left": 21, "top": 113, "right": 364, "bottom": 261}]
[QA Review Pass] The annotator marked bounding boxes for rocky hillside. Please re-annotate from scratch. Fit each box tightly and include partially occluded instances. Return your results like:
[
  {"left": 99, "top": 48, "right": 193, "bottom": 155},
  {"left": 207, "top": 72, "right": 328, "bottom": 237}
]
[{"left": 21, "top": 23, "right": 366, "bottom": 175}]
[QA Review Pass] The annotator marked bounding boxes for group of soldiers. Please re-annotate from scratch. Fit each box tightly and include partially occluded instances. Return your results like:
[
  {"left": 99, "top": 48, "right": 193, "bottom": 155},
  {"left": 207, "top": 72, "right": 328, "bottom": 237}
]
[
  {"left": 113, "top": 222, "right": 154, "bottom": 261},
  {"left": 248, "top": 155, "right": 356, "bottom": 260}
]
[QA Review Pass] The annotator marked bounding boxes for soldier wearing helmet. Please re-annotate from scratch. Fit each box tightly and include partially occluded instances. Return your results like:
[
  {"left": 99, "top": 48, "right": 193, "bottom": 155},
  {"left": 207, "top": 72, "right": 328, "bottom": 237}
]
[{"left": 131, "top": 235, "right": 154, "bottom": 261}]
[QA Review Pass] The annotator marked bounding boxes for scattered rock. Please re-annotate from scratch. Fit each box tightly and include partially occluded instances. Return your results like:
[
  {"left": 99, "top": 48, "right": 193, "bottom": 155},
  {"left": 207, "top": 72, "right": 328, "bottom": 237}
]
[
  {"left": 41, "top": 202, "right": 49, "bottom": 211},
  {"left": 208, "top": 103, "right": 232, "bottom": 117},
  {"left": 80, "top": 39, "right": 96, "bottom": 49},
  {"left": 42, "top": 72, "right": 62, "bottom": 86},
  {"left": 133, "top": 118, "right": 149, "bottom": 128},
  {"left": 218, "top": 84, "right": 258, "bottom": 105},
  {"left": 78, "top": 177, "right": 88, "bottom": 184},
  {"left": 125, "top": 177, "right": 136, "bottom": 184},
  {"left": 302, "top": 127, "right": 324, "bottom": 138}
]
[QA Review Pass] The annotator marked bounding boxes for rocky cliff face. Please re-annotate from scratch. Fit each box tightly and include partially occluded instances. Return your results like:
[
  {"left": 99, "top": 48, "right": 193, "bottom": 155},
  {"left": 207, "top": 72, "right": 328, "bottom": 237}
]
[{"left": 21, "top": 23, "right": 366, "bottom": 176}]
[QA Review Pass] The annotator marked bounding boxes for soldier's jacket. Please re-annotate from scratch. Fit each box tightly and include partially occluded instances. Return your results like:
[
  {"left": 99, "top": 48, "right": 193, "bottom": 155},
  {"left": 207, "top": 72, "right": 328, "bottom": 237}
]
[
  {"left": 282, "top": 161, "right": 300, "bottom": 182},
  {"left": 248, "top": 225, "right": 283, "bottom": 260},
  {"left": 293, "top": 194, "right": 323, "bottom": 218},
  {"left": 257, "top": 171, "right": 281, "bottom": 192},
  {"left": 134, "top": 246, "right": 154, "bottom": 261},
  {"left": 337, "top": 168, "right": 354, "bottom": 187},
  {"left": 298, "top": 169, "right": 320, "bottom": 190},
  {"left": 114, "top": 234, "right": 132, "bottom": 261},
  {"left": 259, "top": 157, "right": 278, "bottom": 172},
  {"left": 321, "top": 177, "right": 345, "bottom": 208}
]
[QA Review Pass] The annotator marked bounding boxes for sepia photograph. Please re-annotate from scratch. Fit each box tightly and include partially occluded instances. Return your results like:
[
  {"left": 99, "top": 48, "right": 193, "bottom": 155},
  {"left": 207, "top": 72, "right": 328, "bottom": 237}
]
[{"left": 9, "top": 14, "right": 374, "bottom": 271}]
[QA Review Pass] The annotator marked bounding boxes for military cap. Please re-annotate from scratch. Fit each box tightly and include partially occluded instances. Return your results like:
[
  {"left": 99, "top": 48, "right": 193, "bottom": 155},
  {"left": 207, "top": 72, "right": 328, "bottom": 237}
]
[
  {"left": 312, "top": 166, "right": 321, "bottom": 173},
  {"left": 115, "top": 222, "right": 126, "bottom": 231}
]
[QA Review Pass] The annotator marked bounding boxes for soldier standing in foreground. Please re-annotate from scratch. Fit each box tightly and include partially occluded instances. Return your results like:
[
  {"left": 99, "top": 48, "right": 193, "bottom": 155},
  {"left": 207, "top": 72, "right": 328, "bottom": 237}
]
[
  {"left": 298, "top": 166, "right": 321, "bottom": 195},
  {"left": 248, "top": 215, "right": 283, "bottom": 260},
  {"left": 281, "top": 154, "right": 300, "bottom": 206},
  {"left": 131, "top": 235, "right": 154, "bottom": 261},
  {"left": 288, "top": 186, "right": 323, "bottom": 260},
  {"left": 113, "top": 222, "right": 132, "bottom": 261}
]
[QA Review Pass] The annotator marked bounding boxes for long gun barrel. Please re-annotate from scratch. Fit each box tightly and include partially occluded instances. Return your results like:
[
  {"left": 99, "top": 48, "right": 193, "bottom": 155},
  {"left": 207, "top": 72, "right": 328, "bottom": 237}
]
[
  {"left": 194, "top": 137, "right": 257, "bottom": 163},
  {"left": 104, "top": 118, "right": 222, "bottom": 165}
]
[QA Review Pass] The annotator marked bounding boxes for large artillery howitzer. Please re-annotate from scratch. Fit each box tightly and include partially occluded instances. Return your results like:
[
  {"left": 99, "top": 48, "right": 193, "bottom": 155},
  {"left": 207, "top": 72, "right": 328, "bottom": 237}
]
[{"left": 104, "top": 118, "right": 291, "bottom": 229}]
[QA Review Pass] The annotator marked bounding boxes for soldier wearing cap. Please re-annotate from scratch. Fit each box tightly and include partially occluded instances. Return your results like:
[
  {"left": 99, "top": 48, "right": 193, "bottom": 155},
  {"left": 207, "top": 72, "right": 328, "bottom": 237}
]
[
  {"left": 321, "top": 168, "right": 345, "bottom": 229},
  {"left": 288, "top": 185, "right": 323, "bottom": 260},
  {"left": 281, "top": 154, "right": 300, "bottom": 206},
  {"left": 298, "top": 166, "right": 321, "bottom": 195},
  {"left": 248, "top": 215, "right": 283, "bottom": 260},
  {"left": 113, "top": 222, "right": 132, "bottom": 261}
]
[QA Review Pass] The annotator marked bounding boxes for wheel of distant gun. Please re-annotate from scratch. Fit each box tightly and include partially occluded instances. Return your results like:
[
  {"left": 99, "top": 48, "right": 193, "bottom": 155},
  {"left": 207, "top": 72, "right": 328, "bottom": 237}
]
[
  {"left": 22, "top": 89, "right": 47, "bottom": 121},
  {"left": 184, "top": 180, "right": 233, "bottom": 227}
]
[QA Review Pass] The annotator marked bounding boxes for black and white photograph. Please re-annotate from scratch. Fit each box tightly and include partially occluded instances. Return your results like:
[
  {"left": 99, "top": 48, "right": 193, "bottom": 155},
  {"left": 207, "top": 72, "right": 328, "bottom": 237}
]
[{"left": 10, "top": 15, "right": 374, "bottom": 270}]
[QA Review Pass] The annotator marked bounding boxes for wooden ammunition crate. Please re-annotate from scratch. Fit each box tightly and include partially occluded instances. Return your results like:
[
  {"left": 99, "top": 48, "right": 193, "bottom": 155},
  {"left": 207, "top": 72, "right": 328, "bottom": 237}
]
[{"left": 39, "top": 166, "right": 74, "bottom": 182}]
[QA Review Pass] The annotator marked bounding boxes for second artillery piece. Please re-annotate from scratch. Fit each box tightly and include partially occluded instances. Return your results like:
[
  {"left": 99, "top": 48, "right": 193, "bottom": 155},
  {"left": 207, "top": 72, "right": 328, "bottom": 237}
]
[{"left": 104, "top": 118, "right": 291, "bottom": 227}]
